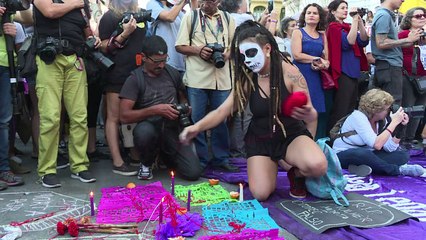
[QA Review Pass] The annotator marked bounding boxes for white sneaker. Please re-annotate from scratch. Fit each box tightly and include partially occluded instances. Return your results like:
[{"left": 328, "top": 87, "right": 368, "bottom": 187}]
[{"left": 399, "top": 164, "right": 425, "bottom": 177}]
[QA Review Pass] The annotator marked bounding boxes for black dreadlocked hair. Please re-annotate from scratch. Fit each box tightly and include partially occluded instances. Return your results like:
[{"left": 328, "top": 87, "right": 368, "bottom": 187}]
[{"left": 230, "top": 20, "right": 293, "bottom": 136}]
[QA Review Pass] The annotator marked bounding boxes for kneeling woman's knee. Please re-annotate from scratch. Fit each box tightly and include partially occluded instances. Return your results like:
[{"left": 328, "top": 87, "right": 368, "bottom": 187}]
[{"left": 249, "top": 185, "right": 274, "bottom": 202}]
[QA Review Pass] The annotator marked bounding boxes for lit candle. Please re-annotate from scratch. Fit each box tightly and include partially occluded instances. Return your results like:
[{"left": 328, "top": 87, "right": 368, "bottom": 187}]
[
  {"left": 89, "top": 191, "right": 95, "bottom": 216},
  {"left": 239, "top": 183, "right": 243, "bottom": 202},
  {"left": 159, "top": 198, "right": 163, "bottom": 224},
  {"left": 187, "top": 190, "right": 191, "bottom": 212},
  {"left": 171, "top": 171, "right": 175, "bottom": 196}
]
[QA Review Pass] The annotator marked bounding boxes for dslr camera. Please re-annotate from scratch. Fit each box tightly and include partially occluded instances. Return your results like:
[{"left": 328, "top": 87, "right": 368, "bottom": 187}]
[
  {"left": 122, "top": 9, "right": 153, "bottom": 24},
  {"left": 38, "top": 37, "right": 61, "bottom": 64},
  {"left": 173, "top": 103, "right": 191, "bottom": 127},
  {"left": 391, "top": 104, "right": 425, "bottom": 119},
  {"left": 84, "top": 38, "right": 114, "bottom": 70},
  {"left": 349, "top": 8, "right": 368, "bottom": 18},
  {"left": 0, "top": 0, "right": 30, "bottom": 12},
  {"left": 206, "top": 43, "right": 225, "bottom": 68}
]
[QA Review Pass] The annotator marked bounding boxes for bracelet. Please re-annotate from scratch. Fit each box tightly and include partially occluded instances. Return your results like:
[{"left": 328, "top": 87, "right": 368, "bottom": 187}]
[
  {"left": 385, "top": 128, "right": 393, "bottom": 135},
  {"left": 268, "top": 19, "right": 278, "bottom": 23}
]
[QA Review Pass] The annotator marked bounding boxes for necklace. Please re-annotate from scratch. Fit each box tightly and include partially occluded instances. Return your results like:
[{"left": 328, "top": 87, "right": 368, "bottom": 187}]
[{"left": 258, "top": 72, "right": 270, "bottom": 78}]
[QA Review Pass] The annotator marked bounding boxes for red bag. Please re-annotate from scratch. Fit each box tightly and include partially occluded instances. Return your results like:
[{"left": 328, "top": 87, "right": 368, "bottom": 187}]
[{"left": 320, "top": 69, "right": 335, "bottom": 90}]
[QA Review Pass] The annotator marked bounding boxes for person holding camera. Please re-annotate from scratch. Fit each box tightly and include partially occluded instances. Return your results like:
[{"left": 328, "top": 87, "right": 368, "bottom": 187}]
[
  {"left": 175, "top": 0, "right": 238, "bottom": 172},
  {"left": 34, "top": 0, "right": 100, "bottom": 188},
  {"left": 332, "top": 89, "right": 425, "bottom": 177},
  {"left": 120, "top": 35, "right": 201, "bottom": 181},
  {"left": 98, "top": 0, "right": 148, "bottom": 176},
  {"left": 398, "top": 7, "right": 426, "bottom": 148},
  {"left": 326, "top": 0, "right": 369, "bottom": 132},
  {"left": 371, "top": 0, "right": 423, "bottom": 105}
]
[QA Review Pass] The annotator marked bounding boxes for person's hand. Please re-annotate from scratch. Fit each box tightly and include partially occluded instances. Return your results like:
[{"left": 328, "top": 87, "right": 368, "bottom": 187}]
[
  {"left": 0, "top": 6, "right": 5, "bottom": 16},
  {"left": 408, "top": 28, "right": 423, "bottom": 43},
  {"left": 121, "top": 15, "right": 137, "bottom": 37},
  {"left": 3, "top": 23, "right": 16, "bottom": 37},
  {"left": 88, "top": 36, "right": 102, "bottom": 48},
  {"left": 155, "top": 104, "right": 179, "bottom": 120},
  {"left": 179, "top": 125, "right": 200, "bottom": 145},
  {"left": 259, "top": 9, "right": 269, "bottom": 26},
  {"left": 390, "top": 107, "right": 405, "bottom": 124},
  {"left": 199, "top": 45, "right": 213, "bottom": 61},
  {"left": 311, "top": 58, "right": 329, "bottom": 70},
  {"left": 291, "top": 105, "right": 316, "bottom": 122},
  {"left": 68, "top": 0, "right": 85, "bottom": 9}
]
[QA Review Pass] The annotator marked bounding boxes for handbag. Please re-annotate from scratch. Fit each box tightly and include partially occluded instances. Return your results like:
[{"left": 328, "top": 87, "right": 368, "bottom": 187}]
[
  {"left": 17, "top": 35, "right": 38, "bottom": 78},
  {"left": 320, "top": 69, "right": 335, "bottom": 90},
  {"left": 407, "top": 47, "right": 426, "bottom": 95}
]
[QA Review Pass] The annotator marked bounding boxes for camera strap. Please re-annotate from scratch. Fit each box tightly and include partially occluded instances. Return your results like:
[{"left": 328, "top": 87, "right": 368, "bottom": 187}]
[
  {"left": 412, "top": 46, "right": 419, "bottom": 75},
  {"left": 199, "top": 10, "right": 223, "bottom": 44}
]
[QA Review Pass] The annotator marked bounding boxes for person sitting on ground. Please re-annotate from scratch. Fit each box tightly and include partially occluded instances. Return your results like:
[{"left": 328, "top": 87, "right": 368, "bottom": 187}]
[
  {"left": 119, "top": 35, "right": 201, "bottom": 181},
  {"left": 180, "top": 20, "right": 327, "bottom": 201},
  {"left": 332, "top": 89, "right": 425, "bottom": 177}
]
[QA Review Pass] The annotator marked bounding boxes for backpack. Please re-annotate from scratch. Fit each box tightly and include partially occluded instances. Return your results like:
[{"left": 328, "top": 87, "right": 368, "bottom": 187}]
[
  {"left": 189, "top": 9, "right": 230, "bottom": 46},
  {"left": 306, "top": 138, "right": 349, "bottom": 206},
  {"left": 329, "top": 114, "right": 357, "bottom": 143},
  {"left": 119, "top": 64, "right": 182, "bottom": 148}
]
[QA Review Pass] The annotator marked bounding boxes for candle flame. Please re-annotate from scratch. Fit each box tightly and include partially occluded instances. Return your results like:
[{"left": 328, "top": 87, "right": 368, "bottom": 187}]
[
  {"left": 239, "top": 183, "right": 243, "bottom": 187},
  {"left": 90, "top": 191, "right": 94, "bottom": 197},
  {"left": 171, "top": 171, "right": 174, "bottom": 177}
]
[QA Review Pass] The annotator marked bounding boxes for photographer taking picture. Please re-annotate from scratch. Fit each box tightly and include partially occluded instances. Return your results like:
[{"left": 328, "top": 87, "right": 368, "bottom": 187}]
[
  {"left": 119, "top": 35, "right": 201, "bottom": 181},
  {"left": 34, "top": 0, "right": 100, "bottom": 188},
  {"left": 98, "top": 0, "right": 149, "bottom": 176},
  {"left": 332, "top": 89, "right": 425, "bottom": 177}
]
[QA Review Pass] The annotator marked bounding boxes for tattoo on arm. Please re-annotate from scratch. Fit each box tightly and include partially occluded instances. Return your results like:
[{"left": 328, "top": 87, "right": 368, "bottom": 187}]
[
  {"left": 287, "top": 72, "right": 307, "bottom": 89},
  {"left": 376, "top": 34, "right": 411, "bottom": 49}
]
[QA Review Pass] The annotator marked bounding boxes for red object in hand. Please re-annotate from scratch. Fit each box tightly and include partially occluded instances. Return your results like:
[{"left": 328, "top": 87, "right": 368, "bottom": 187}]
[{"left": 282, "top": 91, "right": 308, "bottom": 116}]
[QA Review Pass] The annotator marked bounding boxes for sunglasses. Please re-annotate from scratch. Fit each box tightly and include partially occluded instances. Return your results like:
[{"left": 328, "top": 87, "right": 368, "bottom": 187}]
[
  {"left": 413, "top": 13, "right": 426, "bottom": 19},
  {"left": 147, "top": 55, "right": 169, "bottom": 64}
]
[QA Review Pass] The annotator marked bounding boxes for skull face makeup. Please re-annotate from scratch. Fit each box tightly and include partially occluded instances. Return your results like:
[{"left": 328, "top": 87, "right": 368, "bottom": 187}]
[{"left": 239, "top": 42, "right": 265, "bottom": 73}]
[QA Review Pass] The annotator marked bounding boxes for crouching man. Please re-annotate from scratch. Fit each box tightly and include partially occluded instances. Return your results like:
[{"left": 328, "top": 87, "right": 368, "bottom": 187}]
[{"left": 119, "top": 35, "right": 201, "bottom": 181}]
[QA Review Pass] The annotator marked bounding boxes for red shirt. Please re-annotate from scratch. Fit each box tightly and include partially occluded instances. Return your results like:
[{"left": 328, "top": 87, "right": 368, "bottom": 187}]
[{"left": 398, "top": 30, "right": 426, "bottom": 76}]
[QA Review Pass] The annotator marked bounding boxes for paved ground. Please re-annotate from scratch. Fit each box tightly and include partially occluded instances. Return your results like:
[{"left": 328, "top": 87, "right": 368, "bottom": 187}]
[{"left": 0, "top": 128, "right": 298, "bottom": 239}]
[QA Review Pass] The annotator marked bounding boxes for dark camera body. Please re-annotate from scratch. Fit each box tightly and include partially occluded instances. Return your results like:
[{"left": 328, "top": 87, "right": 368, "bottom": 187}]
[
  {"left": 349, "top": 8, "right": 368, "bottom": 18},
  {"left": 0, "top": 0, "right": 30, "bottom": 12},
  {"left": 392, "top": 104, "right": 425, "bottom": 119},
  {"left": 38, "top": 37, "right": 61, "bottom": 64},
  {"left": 206, "top": 43, "right": 225, "bottom": 68},
  {"left": 174, "top": 103, "right": 191, "bottom": 127},
  {"left": 84, "top": 38, "right": 114, "bottom": 70},
  {"left": 122, "top": 9, "right": 152, "bottom": 24}
]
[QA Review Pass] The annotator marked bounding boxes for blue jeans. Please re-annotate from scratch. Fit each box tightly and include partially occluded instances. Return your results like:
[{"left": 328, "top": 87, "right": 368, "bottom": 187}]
[
  {"left": 187, "top": 87, "right": 231, "bottom": 168},
  {"left": 337, "top": 148, "right": 409, "bottom": 176},
  {"left": 0, "top": 66, "right": 11, "bottom": 172}
]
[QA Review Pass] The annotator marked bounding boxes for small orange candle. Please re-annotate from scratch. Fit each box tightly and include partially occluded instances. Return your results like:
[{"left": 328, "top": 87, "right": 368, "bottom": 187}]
[
  {"left": 230, "top": 191, "right": 239, "bottom": 199},
  {"left": 209, "top": 179, "right": 219, "bottom": 185}
]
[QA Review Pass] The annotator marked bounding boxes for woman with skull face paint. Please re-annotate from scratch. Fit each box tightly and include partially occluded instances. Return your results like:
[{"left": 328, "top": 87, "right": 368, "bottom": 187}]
[{"left": 180, "top": 20, "right": 327, "bottom": 201}]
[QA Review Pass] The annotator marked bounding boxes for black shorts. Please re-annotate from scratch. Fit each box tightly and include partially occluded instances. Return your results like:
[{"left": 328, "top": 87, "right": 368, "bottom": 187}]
[{"left": 245, "top": 129, "right": 312, "bottom": 161}]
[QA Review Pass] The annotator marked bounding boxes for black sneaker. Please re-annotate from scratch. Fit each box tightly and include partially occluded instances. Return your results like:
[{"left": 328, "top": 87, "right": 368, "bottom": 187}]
[
  {"left": 71, "top": 170, "right": 96, "bottom": 183},
  {"left": 41, "top": 174, "right": 61, "bottom": 188},
  {"left": 348, "top": 164, "right": 372, "bottom": 177},
  {"left": 112, "top": 163, "right": 138, "bottom": 176},
  {"left": 0, "top": 171, "right": 24, "bottom": 186},
  {"left": 138, "top": 164, "right": 153, "bottom": 180},
  {"left": 56, "top": 153, "right": 69, "bottom": 169}
]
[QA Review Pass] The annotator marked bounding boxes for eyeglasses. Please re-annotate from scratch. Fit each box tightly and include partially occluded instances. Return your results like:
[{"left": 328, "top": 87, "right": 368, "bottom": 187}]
[
  {"left": 412, "top": 14, "right": 426, "bottom": 19},
  {"left": 147, "top": 55, "right": 169, "bottom": 64}
]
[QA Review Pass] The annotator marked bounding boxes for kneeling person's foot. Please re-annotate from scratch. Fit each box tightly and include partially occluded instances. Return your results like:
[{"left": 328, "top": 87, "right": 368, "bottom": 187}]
[
  {"left": 112, "top": 163, "right": 138, "bottom": 176},
  {"left": 287, "top": 167, "right": 307, "bottom": 199},
  {"left": 71, "top": 170, "right": 96, "bottom": 183},
  {"left": 213, "top": 163, "right": 240, "bottom": 173},
  {"left": 138, "top": 164, "right": 153, "bottom": 180},
  {"left": 41, "top": 174, "right": 61, "bottom": 188},
  {"left": 399, "top": 164, "right": 425, "bottom": 177}
]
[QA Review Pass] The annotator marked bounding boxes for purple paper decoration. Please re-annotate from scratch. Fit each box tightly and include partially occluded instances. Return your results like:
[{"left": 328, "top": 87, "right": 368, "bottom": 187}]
[
  {"left": 198, "top": 228, "right": 284, "bottom": 240},
  {"left": 96, "top": 181, "right": 179, "bottom": 224}
]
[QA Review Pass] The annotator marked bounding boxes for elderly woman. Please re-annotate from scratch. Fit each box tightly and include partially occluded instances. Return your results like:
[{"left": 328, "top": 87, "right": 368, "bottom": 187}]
[
  {"left": 398, "top": 7, "right": 426, "bottom": 147},
  {"left": 332, "top": 89, "right": 425, "bottom": 177}
]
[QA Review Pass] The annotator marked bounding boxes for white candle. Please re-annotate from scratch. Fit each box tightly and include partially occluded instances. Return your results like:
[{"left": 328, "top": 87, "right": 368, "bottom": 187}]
[{"left": 239, "top": 183, "right": 243, "bottom": 202}]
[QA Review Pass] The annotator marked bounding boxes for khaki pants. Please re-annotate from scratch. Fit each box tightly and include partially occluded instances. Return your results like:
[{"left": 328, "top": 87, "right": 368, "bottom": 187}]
[{"left": 36, "top": 54, "right": 89, "bottom": 176}]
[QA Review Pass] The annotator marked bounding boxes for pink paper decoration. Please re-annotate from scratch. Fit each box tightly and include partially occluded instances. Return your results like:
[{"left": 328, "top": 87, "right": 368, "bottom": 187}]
[
  {"left": 198, "top": 228, "right": 284, "bottom": 240},
  {"left": 96, "top": 181, "right": 179, "bottom": 224}
]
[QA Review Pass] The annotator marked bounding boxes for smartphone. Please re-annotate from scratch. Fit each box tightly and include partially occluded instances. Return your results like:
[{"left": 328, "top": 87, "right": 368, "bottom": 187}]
[
  {"left": 268, "top": 0, "right": 274, "bottom": 13},
  {"left": 313, "top": 58, "right": 321, "bottom": 63}
]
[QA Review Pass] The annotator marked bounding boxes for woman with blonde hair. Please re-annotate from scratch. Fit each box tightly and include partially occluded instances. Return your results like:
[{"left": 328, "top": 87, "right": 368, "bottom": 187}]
[{"left": 332, "top": 89, "right": 425, "bottom": 177}]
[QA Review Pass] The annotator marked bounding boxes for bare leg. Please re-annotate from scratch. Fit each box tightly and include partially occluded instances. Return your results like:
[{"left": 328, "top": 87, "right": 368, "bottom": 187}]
[
  {"left": 105, "top": 93, "right": 124, "bottom": 167},
  {"left": 247, "top": 156, "right": 278, "bottom": 201}
]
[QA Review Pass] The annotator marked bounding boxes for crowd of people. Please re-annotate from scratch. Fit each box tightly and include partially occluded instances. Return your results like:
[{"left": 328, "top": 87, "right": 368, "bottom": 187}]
[{"left": 0, "top": 0, "right": 425, "bottom": 201}]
